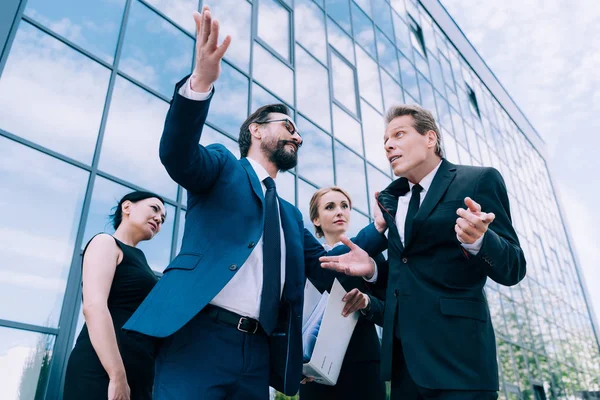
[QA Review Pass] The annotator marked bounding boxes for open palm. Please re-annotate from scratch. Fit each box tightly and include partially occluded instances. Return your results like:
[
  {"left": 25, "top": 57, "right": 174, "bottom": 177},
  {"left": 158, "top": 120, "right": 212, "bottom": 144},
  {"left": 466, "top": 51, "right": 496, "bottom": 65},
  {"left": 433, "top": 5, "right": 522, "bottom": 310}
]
[{"left": 319, "top": 235, "right": 375, "bottom": 279}]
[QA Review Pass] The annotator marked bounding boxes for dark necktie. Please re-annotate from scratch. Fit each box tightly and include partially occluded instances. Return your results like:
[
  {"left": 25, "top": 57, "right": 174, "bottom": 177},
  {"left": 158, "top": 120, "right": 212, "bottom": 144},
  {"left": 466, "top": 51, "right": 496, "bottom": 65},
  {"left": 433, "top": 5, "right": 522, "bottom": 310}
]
[
  {"left": 260, "top": 177, "right": 281, "bottom": 335},
  {"left": 404, "top": 183, "right": 423, "bottom": 245}
]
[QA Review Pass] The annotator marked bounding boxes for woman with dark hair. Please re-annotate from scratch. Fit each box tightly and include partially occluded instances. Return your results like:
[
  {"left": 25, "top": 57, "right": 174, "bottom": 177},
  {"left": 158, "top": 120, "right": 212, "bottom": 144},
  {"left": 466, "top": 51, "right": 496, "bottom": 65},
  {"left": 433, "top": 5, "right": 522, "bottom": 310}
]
[
  {"left": 64, "top": 191, "right": 167, "bottom": 400},
  {"left": 300, "top": 186, "right": 386, "bottom": 400}
]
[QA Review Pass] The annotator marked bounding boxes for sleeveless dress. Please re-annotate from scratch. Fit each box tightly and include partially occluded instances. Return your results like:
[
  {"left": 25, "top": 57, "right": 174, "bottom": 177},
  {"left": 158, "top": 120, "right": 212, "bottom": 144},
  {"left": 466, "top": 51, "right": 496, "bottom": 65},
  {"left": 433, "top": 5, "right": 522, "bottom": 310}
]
[{"left": 63, "top": 235, "right": 159, "bottom": 400}]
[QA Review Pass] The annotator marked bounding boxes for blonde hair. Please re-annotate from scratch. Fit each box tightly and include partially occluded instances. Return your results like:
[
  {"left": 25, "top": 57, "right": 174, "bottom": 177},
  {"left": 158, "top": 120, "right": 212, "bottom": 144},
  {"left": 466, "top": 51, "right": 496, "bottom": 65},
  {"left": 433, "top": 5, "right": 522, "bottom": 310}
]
[{"left": 309, "top": 186, "right": 352, "bottom": 238}]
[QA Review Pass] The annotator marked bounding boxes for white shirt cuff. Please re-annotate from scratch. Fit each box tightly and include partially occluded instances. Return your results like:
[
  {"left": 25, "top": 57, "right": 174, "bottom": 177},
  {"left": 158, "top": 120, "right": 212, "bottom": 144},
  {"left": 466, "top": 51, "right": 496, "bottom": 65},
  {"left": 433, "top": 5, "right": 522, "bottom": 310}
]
[
  {"left": 364, "top": 257, "right": 378, "bottom": 283},
  {"left": 178, "top": 77, "right": 213, "bottom": 101},
  {"left": 459, "top": 233, "right": 484, "bottom": 255}
]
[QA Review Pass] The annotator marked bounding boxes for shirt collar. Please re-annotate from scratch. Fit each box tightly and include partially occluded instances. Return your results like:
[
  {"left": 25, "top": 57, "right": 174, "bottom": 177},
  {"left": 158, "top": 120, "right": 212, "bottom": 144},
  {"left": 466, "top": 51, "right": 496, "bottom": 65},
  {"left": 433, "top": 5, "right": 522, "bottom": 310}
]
[
  {"left": 409, "top": 160, "right": 443, "bottom": 193},
  {"left": 323, "top": 241, "right": 342, "bottom": 251},
  {"left": 246, "top": 157, "right": 274, "bottom": 184}
]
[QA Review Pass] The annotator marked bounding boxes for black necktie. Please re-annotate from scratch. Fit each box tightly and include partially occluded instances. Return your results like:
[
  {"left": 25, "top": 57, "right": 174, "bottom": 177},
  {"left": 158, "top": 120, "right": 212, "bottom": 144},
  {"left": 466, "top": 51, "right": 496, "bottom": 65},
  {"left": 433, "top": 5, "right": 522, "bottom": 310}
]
[
  {"left": 260, "top": 177, "right": 281, "bottom": 335},
  {"left": 404, "top": 184, "right": 423, "bottom": 244}
]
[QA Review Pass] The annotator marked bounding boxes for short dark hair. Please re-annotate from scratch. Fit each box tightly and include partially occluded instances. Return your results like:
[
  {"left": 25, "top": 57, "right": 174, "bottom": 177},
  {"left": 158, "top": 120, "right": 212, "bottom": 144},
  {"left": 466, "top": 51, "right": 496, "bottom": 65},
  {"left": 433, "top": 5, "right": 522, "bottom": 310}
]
[
  {"left": 239, "top": 103, "right": 290, "bottom": 157},
  {"left": 384, "top": 104, "right": 444, "bottom": 158},
  {"left": 109, "top": 191, "right": 165, "bottom": 230}
]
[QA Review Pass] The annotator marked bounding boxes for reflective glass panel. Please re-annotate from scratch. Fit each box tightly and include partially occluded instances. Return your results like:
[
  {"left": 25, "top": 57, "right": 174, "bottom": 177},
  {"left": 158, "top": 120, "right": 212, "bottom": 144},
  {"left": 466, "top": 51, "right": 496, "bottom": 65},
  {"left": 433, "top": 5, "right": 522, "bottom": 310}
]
[
  {"left": 361, "top": 100, "right": 389, "bottom": 172},
  {"left": 276, "top": 171, "right": 296, "bottom": 205},
  {"left": 351, "top": 3, "right": 376, "bottom": 58},
  {"left": 392, "top": 11, "right": 411, "bottom": 58},
  {"left": 99, "top": 77, "right": 177, "bottom": 199},
  {"left": 211, "top": 0, "right": 252, "bottom": 72},
  {"left": 332, "top": 104, "right": 363, "bottom": 155},
  {"left": 207, "top": 62, "right": 249, "bottom": 136},
  {"left": 0, "top": 137, "right": 88, "bottom": 327},
  {"left": 120, "top": 0, "right": 194, "bottom": 97},
  {"left": 331, "top": 52, "right": 358, "bottom": 115},
  {"left": 297, "top": 116, "right": 334, "bottom": 187},
  {"left": 252, "top": 83, "right": 284, "bottom": 111},
  {"left": 145, "top": 0, "right": 197, "bottom": 33},
  {"left": 257, "top": 0, "right": 290, "bottom": 60},
  {"left": 296, "top": 45, "right": 331, "bottom": 131},
  {"left": 347, "top": 210, "right": 370, "bottom": 239},
  {"left": 0, "top": 22, "right": 110, "bottom": 164},
  {"left": 355, "top": 45, "right": 383, "bottom": 112},
  {"left": 298, "top": 178, "right": 319, "bottom": 229},
  {"left": 371, "top": 0, "right": 395, "bottom": 40},
  {"left": 334, "top": 142, "right": 368, "bottom": 212},
  {"left": 376, "top": 29, "right": 400, "bottom": 81},
  {"left": 354, "top": 0, "right": 372, "bottom": 17},
  {"left": 398, "top": 53, "right": 420, "bottom": 102},
  {"left": 177, "top": 209, "right": 186, "bottom": 253},
  {"left": 24, "top": 0, "right": 126, "bottom": 63},
  {"left": 253, "top": 43, "right": 294, "bottom": 104},
  {"left": 417, "top": 75, "right": 437, "bottom": 116},
  {"left": 0, "top": 327, "right": 55, "bottom": 399},
  {"left": 367, "top": 163, "right": 392, "bottom": 217},
  {"left": 326, "top": 0, "right": 352, "bottom": 33},
  {"left": 200, "top": 125, "right": 241, "bottom": 159},
  {"left": 327, "top": 18, "right": 355, "bottom": 64},
  {"left": 380, "top": 68, "right": 404, "bottom": 112},
  {"left": 295, "top": 0, "right": 327, "bottom": 63}
]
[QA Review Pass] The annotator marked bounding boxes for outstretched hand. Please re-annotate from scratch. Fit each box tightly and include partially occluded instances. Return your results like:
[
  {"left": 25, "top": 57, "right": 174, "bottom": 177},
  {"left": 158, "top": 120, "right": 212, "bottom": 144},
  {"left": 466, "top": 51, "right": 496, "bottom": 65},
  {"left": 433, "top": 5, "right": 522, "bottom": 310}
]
[
  {"left": 455, "top": 197, "right": 495, "bottom": 244},
  {"left": 190, "top": 6, "right": 232, "bottom": 92},
  {"left": 319, "top": 235, "right": 375, "bottom": 279}
]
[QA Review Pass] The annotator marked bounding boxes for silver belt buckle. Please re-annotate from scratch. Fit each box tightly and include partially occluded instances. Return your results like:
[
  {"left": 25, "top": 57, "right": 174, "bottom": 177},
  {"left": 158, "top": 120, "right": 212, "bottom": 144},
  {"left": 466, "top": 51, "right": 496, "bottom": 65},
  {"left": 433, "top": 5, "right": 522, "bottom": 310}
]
[{"left": 237, "top": 317, "right": 258, "bottom": 334}]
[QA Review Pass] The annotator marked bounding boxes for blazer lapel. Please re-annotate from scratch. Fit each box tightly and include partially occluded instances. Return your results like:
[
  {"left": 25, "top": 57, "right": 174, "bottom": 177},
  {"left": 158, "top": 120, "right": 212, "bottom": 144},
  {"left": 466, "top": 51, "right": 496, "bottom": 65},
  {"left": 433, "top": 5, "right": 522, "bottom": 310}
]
[
  {"left": 240, "top": 158, "right": 265, "bottom": 204},
  {"left": 378, "top": 177, "right": 410, "bottom": 252},
  {"left": 406, "top": 159, "right": 457, "bottom": 248}
]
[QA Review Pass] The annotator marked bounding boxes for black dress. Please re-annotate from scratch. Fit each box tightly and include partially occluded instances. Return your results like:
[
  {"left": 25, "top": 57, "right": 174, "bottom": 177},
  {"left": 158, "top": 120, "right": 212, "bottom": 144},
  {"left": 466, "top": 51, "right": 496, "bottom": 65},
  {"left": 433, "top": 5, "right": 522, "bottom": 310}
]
[{"left": 64, "top": 235, "right": 159, "bottom": 400}]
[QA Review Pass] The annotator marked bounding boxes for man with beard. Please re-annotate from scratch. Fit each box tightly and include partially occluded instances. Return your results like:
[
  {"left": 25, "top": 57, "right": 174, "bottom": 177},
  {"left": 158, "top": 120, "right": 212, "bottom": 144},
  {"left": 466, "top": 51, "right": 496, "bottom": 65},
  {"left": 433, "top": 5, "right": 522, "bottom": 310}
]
[{"left": 123, "top": 7, "right": 387, "bottom": 400}]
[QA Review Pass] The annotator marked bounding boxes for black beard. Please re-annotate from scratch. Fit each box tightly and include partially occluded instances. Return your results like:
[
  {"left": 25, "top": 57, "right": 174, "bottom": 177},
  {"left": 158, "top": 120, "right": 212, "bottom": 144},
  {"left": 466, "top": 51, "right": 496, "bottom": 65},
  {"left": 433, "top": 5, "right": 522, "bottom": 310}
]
[{"left": 268, "top": 140, "right": 298, "bottom": 171}]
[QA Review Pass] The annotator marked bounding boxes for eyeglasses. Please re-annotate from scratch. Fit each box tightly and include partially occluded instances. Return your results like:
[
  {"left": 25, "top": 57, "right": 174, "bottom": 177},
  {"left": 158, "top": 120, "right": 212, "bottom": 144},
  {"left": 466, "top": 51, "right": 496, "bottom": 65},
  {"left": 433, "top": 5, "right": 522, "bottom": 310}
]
[{"left": 257, "top": 119, "right": 301, "bottom": 138}]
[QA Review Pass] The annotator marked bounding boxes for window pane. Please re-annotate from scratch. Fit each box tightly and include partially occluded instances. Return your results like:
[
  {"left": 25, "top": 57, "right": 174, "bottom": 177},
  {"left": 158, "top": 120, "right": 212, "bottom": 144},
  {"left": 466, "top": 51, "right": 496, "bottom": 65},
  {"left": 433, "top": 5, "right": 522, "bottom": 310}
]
[
  {"left": 392, "top": 11, "right": 411, "bottom": 58},
  {"left": 367, "top": 163, "right": 392, "bottom": 217},
  {"left": 297, "top": 178, "right": 319, "bottom": 230},
  {"left": 120, "top": 0, "right": 194, "bottom": 97},
  {"left": 252, "top": 83, "right": 283, "bottom": 111},
  {"left": 253, "top": 43, "right": 294, "bottom": 104},
  {"left": 211, "top": 0, "right": 252, "bottom": 72},
  {"left": 332, "top": 104, "right": 363, "bottom": 155},
  {"left": 0, "top": 327, "right": 55, "bottom": 399},
  {"left": 99, "top": 77, "right": 177, "bottom": 199},
  {"left": 371, "top": 0, "right": 395, "bottom": 40},
  {"left": 417, "top": 75, "right": 437, "bottom": 116},
  {"left": 0, "top": 22, "right": 110, "bottom": 164},
  {"left": 145, "top": 0, "right": 197, "bottom": 34},
  {"left": 380, "top": 68, "right": 403, "bottom": 112},
  {"left": 331, "top": 52, "right": 358, "bottom": 115},
  {"left": 354, "top": 0, "right": 372, "bottom": 17},
  {"left": 326, "top": 0, "right": 351, "bottom": 33},
  {"left": 351, "top": 3, "right": 376, "bottom": 58},
  {"left": 296, "top": 45, "right": 331, "bottom": 131},
  {"left": 0, "top": 137, "right": 88, "bottom": 327},
  {"left": 25, "top": 0, "right": 126, "bottom": 63},
  {"left": 398, "top": 53, "right": 420, "bottom": 102},
  {"left": 295, "top": 0, "right": 327, "bottom": 63},
  {"left": 361, "top": 100, "right": 388, "bottom": 172},
  {"left": 297, "top": 116, "right": 334, "bottom": 187},
  {"left": 334, "top": 142, "right": 368, "bottom": 212},
  {"left": 257, "top": 0, "right": 290, "bottom": 60},
  {"left": 82, "top": 177, "right": 175, "bottom": 272},
  {"left": 177, "top": 209, "right": 186, "bottom": 253},
  {"left": 347, "top": 210, "right": 370, "bottom": 239},
  {"left": 376, "top": 29, "right": 400, "bottom": 81},
  {"left": 355, "top": 45, "right": 383, "bottom": 112},
  {"left": 327, "top": 18, "right": 354, "bottom": 64},
  {"left": 207, "top": 62, "right": 249, "bottom": 136},
  {"left": 200, "top": 126, "right": 240, "bottom": 159},
  {"left": 276, "top": 171, "right": 296, "bottom": 205}
]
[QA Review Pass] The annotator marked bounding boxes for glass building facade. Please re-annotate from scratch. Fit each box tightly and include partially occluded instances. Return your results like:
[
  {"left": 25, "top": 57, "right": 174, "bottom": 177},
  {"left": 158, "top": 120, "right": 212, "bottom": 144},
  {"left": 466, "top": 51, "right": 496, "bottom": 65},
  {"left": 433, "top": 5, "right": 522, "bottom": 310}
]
[{"left": 0, "top": 0, "right": 598, "bottom": 398}]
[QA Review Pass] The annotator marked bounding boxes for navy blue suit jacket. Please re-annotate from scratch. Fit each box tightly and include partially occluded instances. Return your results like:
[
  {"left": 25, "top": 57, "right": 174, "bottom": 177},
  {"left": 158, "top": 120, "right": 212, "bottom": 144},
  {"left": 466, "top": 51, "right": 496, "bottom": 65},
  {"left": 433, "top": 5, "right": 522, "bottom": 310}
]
[{"left": 124, "top": 77, "right": 387, "bottom": 395}]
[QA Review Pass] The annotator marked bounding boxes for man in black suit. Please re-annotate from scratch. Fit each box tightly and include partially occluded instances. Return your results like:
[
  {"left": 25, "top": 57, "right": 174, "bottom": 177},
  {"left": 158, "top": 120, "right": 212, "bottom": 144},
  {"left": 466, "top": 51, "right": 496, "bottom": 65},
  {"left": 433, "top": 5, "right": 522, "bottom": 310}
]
[{"left": 321, "top": 104, "right": 526, "bottom": 399}]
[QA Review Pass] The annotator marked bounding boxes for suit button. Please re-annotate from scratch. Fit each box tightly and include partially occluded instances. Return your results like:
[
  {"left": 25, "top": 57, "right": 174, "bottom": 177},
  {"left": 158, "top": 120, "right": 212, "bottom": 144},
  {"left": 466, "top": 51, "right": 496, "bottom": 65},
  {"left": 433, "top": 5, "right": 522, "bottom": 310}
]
[
  {"left": 402, "top": 257, "right": 408, "bottom": 264},
  {"left": 229, "top": 264, "right": 238, "bottom": 271},
  {"left": 248, "top": 242, "right": 255, "bottom": 248}
]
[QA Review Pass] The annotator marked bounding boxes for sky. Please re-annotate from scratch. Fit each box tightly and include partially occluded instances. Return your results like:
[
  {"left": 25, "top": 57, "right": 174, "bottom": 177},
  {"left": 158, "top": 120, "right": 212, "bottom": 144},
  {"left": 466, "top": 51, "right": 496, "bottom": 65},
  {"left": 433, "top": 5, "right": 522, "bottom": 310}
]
[{"left": 441, "top": 0, "right": 600, "bottom": 327}]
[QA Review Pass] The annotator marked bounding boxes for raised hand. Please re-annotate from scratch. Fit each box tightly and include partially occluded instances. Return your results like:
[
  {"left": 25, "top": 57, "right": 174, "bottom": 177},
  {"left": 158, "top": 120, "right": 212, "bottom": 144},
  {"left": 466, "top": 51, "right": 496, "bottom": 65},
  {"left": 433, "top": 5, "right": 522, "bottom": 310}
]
[
  {"left": 319, "top": 235, "right": 376, "bottom": 279},
  {"left": 373, "top": 191, "right": 387, "bottom": 234},
  {"left": 455, "top": 197, "right": 495, "bottom": 244},
  {"left": 190, "top": 6, "right": 232, "bottom": 92}
]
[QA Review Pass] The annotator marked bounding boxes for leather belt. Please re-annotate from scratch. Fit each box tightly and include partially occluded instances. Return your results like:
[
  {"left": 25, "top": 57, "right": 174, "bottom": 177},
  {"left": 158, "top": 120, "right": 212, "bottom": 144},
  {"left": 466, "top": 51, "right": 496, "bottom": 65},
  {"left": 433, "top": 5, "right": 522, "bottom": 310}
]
[{"left": 201, "top": 304, "right": 265, "bottom": 335}]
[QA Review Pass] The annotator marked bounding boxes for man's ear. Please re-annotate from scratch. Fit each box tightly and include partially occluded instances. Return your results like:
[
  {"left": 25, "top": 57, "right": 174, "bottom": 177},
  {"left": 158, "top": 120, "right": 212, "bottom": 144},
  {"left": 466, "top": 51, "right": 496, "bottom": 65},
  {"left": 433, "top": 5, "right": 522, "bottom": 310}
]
[
  {"left": 249, "top": 122, "right": 262, "bottom": 140},
  {"left": 427, "top": 130, "right": 438, "bottom": 149}
]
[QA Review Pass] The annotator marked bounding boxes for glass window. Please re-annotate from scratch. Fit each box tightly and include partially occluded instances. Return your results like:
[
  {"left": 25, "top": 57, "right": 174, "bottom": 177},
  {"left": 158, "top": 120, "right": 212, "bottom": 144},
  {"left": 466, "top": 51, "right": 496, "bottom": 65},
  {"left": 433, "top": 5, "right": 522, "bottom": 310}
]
[
  {"left": 392, "top": 11, "right": 411, "bottom": 58},
  {"left": 417, "top": 75, "right": 436, "bottom": 116},
  {"left": 296, "top": 45, "right": 331, "bottom": 131},
  {"left": 207, "top": 62, "right": 250, "bottom": 136},
  {"left": 441, "top": 128, "right": 460, "bottom": 164},
  {"left": 390, "top": 0, "right": 407, "bottom": 18},
  {"left": 82, "top": 177, "right": 175, "bottom": 272},
  {"left": 120, "top": 0, "right": 194, "bottom": 97},
  {"left": 355, "top": 45, "right": 383, "bottom": 112},
  {"left": 200, "top": 126, "right": 240, "bottom": 159},
  {"left": 297, "top": 178, "right": 319, "bottom": 229},
  {"left": 144, "top": 0, "right": 197, "bottom": 34},
  {"left": 331, "top": 51, "right": 358, "bottom": 115},
  {"left": 252, "top": 83, "right": 284, "bottom": 111},
  {"left": 0, "top": 137, "right": 88, "bottom": 327},
  {"left": 332, "top": 104, "right": 363, "bottom": 155},
  {"left": 347, "top": 210, "right": 370, "bottom": 239},
  {"left": 0, "top": 22, "right": 110, "bottom": 164},
  {"left": 24, "top": 0, "right": 126, "bottom": 63},
  {"left": 276, "top": 171, "right": 296, "bottom": 205},
  {"left": 381, "top": 68, "right": 404, "bottom": 111},
  {"left": 257, "top": 0, "right": 291, "bottom": 61},
  {"left": 334, "top": 141, "right": 368, "bottom": 212},
  {"left": 177, "top": 209, "right": 186, "bottom": 253},
  {"left": 0, "top": 327, "right": 55, "bottom": 399},
  {"left": 353, "top": 0, "right": 372, "bottom": 17},
  {"left": 376, "top": 29, "right": 400, "bottom": 81},
  {"left": 428, "top": 55, "right": 446, "bottom": 94},
  {"left": 253, "top": 43, "right": 294, "bottom": 104},
  {"left": 351, "top": 3, "right": 376, "bottom": 58},
  {"left": 297, "top": 116, "right": 334, "bottom": 187},
  {"left": 325, "top": 0, "right": 351, "bottom": 33},
  {"left": 367, "top": 163, "right": 392, "bottom": 217},
  {"left": 361, "top": 100, "right": 389, "bottom": 172},
  {"left": 211, "top": 0, "right": 252, "bottom": 72},
  {"left": 371, "top": 0, "right": 395, "bottom": 41},
  {"left": 295, "top": 0, "right": 327, "bottom": 63},
  {"left": 398, "top": 53, "right": 420, "bottom": 102},
  {"left": 327, "top": 18, "right": 355, "bottom": 64},
  {"left": 99, "top": 77, "right": 176, "bottom": 199}
]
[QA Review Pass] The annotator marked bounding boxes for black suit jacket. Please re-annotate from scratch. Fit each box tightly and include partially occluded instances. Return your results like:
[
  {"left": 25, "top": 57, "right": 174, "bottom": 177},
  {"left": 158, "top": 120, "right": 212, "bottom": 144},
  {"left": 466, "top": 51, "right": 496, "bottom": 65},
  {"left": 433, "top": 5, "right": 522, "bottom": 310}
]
[{"left": 363, "top": 159, "right": 526, "bottom": 391}]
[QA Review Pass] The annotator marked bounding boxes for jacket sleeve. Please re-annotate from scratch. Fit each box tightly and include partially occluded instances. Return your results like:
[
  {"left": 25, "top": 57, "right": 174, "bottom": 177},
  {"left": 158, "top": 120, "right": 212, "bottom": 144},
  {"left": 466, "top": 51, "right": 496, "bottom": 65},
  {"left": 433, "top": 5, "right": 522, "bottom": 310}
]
[
  {"left": 471, "top": 167, "right": 527, "bottom": 286},
  {"left": 159, "top": 75, "right": 226, "bottom": 193}
]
